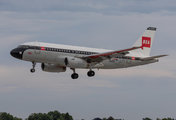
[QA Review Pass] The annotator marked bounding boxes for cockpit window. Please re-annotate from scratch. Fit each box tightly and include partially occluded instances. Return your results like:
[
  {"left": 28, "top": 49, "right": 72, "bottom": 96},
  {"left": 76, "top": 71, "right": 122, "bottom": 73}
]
[
  {"left": 17, "top": 45, "right": 29, "bottom": 48},
  {"left": 23, "top": 46, "right": 29, "bottom": 48},
  {"left": 17, "top": 45, "right": 22, "bottom": 48}
]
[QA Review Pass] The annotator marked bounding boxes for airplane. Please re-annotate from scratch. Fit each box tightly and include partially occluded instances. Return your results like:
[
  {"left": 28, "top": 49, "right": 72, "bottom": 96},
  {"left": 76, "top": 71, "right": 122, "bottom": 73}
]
[{"left": 10, "top": 27, "right": 167, "bottom": 79}]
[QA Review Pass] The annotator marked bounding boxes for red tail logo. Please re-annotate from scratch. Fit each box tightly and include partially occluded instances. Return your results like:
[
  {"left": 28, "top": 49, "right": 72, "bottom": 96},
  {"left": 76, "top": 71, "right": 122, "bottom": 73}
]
[{"left": 141, "top": 37, "right": 151, "bottom": 49}]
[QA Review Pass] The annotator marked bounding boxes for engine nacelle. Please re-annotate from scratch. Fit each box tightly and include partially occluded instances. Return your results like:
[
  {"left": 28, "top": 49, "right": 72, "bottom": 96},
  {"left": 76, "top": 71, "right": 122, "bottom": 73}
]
[
  {"left": 41, "top": 63, "right": 66, "bottom": 73},
  {"left": 55, "top": 56, "right": 87, "bottom": 68}
]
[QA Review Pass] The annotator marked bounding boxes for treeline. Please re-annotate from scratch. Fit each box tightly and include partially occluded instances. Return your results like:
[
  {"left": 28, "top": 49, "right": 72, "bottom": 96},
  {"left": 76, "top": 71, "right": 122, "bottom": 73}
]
[
  {"left": 0, "top": 112, "right": 175, "bottom": 120},
  {"left": 143, "top": 117, "right": 176, "bottom": 120},
  {"left": 93, "top": 117, "right": 123, "bottom": 120},
  {"left": 0, "top": 110, "right": 73, "bottom": 120},
  {"left": 0, "top": 112, "right": 22, "bottom": 120},
  {"left": 93, "top": 117, "right": 176, "bottom": 120}
]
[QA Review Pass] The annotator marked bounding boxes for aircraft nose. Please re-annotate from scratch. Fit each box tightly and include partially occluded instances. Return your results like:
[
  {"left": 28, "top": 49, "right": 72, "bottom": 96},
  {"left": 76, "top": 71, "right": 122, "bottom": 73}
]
[{"left": 10, "top": 48, "right": 23, "bottom": 60}]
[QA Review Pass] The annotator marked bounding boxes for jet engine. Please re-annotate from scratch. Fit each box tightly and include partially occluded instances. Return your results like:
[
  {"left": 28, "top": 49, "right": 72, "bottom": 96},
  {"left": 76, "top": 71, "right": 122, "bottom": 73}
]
[
  {"left": 41, "top": 63, "right": 66, "bottom": 73},
  {"left": 55, "top": 56, "right": 87, "bottom": 68}
]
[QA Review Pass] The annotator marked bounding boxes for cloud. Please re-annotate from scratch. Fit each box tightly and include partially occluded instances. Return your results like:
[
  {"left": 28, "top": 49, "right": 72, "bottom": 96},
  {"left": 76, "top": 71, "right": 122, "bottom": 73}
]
[
  {"left": 0, "top": 34, "right": 32, "bottom": 47},
  {"left": 99, "top": 68, "right": 176, "bottom": 78},
  {"left": 0, "top": 86, "right": 18, "bottom": 93},
  {"left": 0, "top": 0, "right": 176, "bottom": 15},
  {"left": 1, "top": 8, "right": 176, "bottom": 50},
  {"left": 0, "top": 65, "right": 120, "bottom": 94}
]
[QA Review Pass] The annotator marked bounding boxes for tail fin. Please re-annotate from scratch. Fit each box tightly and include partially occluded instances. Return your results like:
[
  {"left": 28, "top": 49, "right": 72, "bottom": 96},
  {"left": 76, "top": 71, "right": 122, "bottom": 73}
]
[{"left": 131, "top": 27, "right": 156, "bottom": 57}]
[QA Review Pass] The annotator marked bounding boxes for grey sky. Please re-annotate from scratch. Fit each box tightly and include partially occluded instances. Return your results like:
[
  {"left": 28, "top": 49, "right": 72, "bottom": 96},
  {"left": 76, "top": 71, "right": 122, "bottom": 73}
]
[
  {"left": 0, "top": 0, "right": 176, "bottom": 14},
  {"left": 0, "top": 0, "right": 176, "bottom": 120}
]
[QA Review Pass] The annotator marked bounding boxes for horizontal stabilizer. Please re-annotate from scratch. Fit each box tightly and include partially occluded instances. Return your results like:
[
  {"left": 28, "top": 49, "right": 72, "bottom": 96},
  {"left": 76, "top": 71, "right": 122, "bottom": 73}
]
[{"left": 141, "top": 55, "right": 168, "bottom": 61}]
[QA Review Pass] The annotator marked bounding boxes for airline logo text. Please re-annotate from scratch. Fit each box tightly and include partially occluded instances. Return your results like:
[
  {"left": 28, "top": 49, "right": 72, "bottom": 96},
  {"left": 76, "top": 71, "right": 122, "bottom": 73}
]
[{"left": 142, "top": 37, "right": 151, "bottom": 48}]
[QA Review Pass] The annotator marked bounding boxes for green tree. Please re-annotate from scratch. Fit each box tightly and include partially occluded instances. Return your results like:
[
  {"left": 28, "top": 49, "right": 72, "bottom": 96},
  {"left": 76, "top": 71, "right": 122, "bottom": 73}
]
[
  {"left": 14, "top": 117, "right": 22, "bottom": 120},
  {"left": 27, "top": 113, "right": 52, "bottom": 120},
  {"left": 38, "top": 113, "right": 52, "bottom": 120},
  {"left": 0, "top": 112, "right": 22, "bottom": 120},
  {"left": 27, "top": 113, "right": 38, "bottom": 120},
  {"left": 107, "top": 116, "right": 114, "bottom": 120},
  {"left": 143, "top": 117, "right": 152, "bottom": 120},
  {"left": 64, "top": 112, "right": 73, "bottom": 120},
  {"left": 162, "top": 118, "right": 168, "bottom": 120},
  {"left": 48, "top": 110, "right": 61, "bottom": 120},
  {"left": 0, "top": 112, "right": 13, "bottom": 120},
  {"left": 59, "top": 115, "right": 64, "bottom": 120},
  {"left": 162, "top": 118, "right": 174, "bottom": 120}
]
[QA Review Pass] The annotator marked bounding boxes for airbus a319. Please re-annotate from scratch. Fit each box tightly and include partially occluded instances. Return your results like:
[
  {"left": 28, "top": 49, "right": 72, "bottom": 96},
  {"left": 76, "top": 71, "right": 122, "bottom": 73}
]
[{"left": 10, "top": 27, "right": 167, "bottom": 79}]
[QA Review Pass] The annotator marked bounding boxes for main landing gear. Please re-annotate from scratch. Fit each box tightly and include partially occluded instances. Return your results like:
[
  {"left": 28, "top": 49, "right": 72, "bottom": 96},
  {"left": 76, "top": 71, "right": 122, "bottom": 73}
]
[
  {"left": 87, "top": 65, "right": 95, "bottom": 77},
  {"left": 70, "top": 68, "right": 95, "bottom": 79},
  {"left": 30, "top": 62, "right": 36, "bottom": 73},
  {"left": 71, "top": 68, "right": 79, "bottom": 79}
]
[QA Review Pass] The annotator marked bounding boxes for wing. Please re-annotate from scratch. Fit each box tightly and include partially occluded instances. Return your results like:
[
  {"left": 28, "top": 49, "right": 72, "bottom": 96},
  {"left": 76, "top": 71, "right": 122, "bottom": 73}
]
[{"left": 82, "top": 47, "right": 141, "bottom": 63}]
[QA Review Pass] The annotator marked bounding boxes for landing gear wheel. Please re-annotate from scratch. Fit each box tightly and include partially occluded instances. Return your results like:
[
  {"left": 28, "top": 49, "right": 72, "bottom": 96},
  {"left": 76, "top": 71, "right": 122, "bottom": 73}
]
[
  {"left": 87, "top": 70, "right": 95, "bottom": 77},
  {"left": 30, "top": 69, "right": 35, "bottom": 73},
  {"left": 71, "top": 73, "right": 79, "bottom": 79}
]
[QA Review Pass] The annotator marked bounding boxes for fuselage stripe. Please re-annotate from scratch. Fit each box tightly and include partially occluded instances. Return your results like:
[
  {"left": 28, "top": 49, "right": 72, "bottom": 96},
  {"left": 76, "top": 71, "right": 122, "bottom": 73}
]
[{"left": 18, "top": 45, "right": 140, "bottom": 60}]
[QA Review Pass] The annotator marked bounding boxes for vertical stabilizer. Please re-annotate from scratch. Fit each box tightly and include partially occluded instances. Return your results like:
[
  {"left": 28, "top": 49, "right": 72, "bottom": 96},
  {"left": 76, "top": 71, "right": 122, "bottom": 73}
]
[{"left": 131, "top": 27, "right": 156, "bottom": 57}]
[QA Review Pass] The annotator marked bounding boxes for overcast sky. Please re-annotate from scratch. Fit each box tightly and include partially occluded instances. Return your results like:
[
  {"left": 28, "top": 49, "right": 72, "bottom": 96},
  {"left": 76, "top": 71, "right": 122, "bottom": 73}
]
[{"left": 0, "top": 0, "right": 176, "bottom": 120}]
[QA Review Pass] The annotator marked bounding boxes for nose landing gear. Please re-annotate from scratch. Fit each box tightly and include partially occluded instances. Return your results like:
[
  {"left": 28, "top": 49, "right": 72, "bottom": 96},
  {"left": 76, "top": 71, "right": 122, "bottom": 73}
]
[{"left": 30, "top": 62, "right": 36, "bottom": 73}]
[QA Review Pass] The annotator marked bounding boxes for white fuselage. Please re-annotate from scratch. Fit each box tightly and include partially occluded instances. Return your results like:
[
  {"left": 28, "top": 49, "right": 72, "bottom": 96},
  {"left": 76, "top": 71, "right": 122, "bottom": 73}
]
[{"left": 20, "top": 42, "right": 157, "bottom": 69}]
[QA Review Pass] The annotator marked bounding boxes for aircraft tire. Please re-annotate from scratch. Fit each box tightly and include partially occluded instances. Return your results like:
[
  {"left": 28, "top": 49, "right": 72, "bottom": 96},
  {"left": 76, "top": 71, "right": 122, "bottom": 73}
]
[
  {"left": 87, "top": 70, "right": 95, "bottom": 77},
  {"left": 30, "top": 69, "right": 35, "bottom": 73},
  {"left": 71, "top": 73, "right": 79, "bottom": 79}
]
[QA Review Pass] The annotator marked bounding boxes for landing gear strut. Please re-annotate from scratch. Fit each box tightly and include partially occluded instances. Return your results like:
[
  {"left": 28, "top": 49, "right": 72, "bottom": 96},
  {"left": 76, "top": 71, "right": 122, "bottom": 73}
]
[
  {"left": 70, "top": 68, "right": 79, "bottom": 79},
  {"left": 30, "top": 62, "right": 36, "bottom": 73}
]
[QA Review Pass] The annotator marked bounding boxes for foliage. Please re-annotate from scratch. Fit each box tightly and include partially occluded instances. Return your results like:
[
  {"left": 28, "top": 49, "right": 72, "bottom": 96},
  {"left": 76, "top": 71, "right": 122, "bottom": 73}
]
[
  {"left": 143, "top": 117, "right": 153, "bottom": 120},
  {"left": 48, "top": 110, "right": 61, "bottom": 120},
  {"left": 27, "top": 113, "right": 52, "bottom": 120},
  {"left": 162, "top": 118, "right": 175, "bottom": 120},
  {"left": 107, "top": 116, "right": 114, "bottom": 120},
  {"left": 0, "top": 112, "right": 22, "bottom": 120},
  {"left": 1, "top": 111, "right": 176, "bottom": 120},
  {"left": 93, "top": 118, "right": 102, "bottom": 120},
  {"left": 27, "top": 111, "right": 73, "bottom": 120}
]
